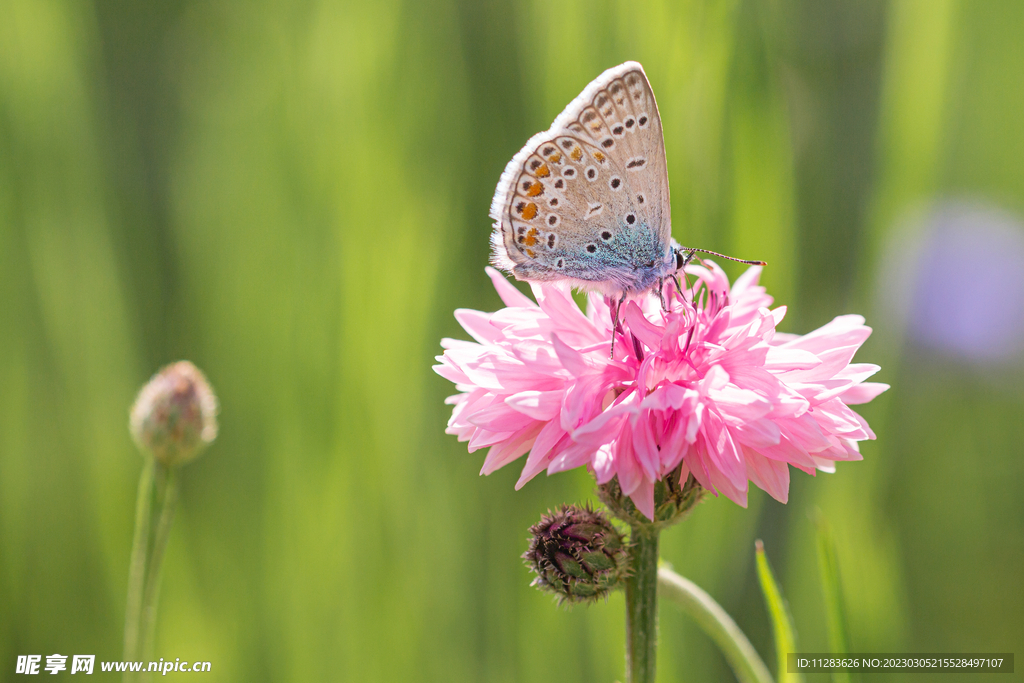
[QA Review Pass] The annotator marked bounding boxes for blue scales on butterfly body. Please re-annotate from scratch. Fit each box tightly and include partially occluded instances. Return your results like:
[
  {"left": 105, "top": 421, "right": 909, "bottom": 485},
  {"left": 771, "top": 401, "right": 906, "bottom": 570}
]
[{"left": 508, "top": 216, "right": 673, "bottom": 296}]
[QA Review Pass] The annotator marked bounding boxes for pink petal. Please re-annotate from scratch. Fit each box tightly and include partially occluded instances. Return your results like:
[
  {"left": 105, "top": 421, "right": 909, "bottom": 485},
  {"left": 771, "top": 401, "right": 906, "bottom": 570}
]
[
  {"left": 486, "top": 266, "right": 536, "bottom": 308},
  {"left": 535, "top": 283, "right": 603, "bottom": 344},
  {"left": 839, "top": 382, "right": 889, "bottom": 405},
  {"left": 629, "top": 479, "right": 657, "bottom": 521},
  {"left": 505, "top": 390, "right": 563, "bottom": 421},
  {"left": 631, "top": 412, "right": 661, "bottom": 482},
  {"left": 702, "top": 411, "right": 747, "bottom": 491},
  {"left": 707, "top": 462, "right": 749, "bottom": 507},
  {"left": 775, "top": 413, "right": 833, "bottom": 453},
  {"left": 683, "top": 440, "right": 715, "bottom": 493},
  {"left": 743, "top": 448, "right": 790, "bottom": 503},
  {"left": 592, "top": 444, "right": 616, "bottom": 483},
  {"left": 454, "top": 309, "right": 502, "bottom": 345},
  {"left": 433, "top": 361, "right": 471, "bottom": 386},
  {"left": 614, "top": 434, "right": 643, "bottom": 496},
  {"left": 546, "top": 440, "right": 596, "bottom": 474},
  {"left": 763, "top": 347, "right": 822, "bottom": 372},
  {"left": 551, "top": 333, "right": 593, "bottom": 377},
  {"left": 467, "top": 403, "right": 536, "bottom": 432},
  {"left": 515, "top": 420, "right": 568, "bottom": 489},
  {"left": 731, "top": 264, "right": 763, "bottom": 295},
  {"left": 468, "top": 428, "right": 514, "bottom": 452},
  {"left": 561, "top": 372, "right": 623, "bottom": 433},
  {"left": 623, "top": 301, "right": 665, "bottom": 350},
  {"left": 479, "top": 423, "right": 541, "bottom": 474},
  {"left": 572, "top": 400, "right": 632, "bottom": 446}
]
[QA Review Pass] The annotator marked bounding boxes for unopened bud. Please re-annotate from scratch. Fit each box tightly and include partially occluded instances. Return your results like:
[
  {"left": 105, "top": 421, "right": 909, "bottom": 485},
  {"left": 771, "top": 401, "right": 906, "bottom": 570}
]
[
  {"left": 129, "top": 361, "right": 218, "bottom": 467},
  {"left": 523, "top": 504, "right": 628, "bottom": 605}
]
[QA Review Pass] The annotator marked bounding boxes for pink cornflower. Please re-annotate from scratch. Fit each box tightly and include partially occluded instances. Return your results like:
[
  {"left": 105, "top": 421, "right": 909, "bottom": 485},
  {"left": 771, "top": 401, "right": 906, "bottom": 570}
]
[{"left": 436, "top": 264, "right": 887, "bottom": 520}]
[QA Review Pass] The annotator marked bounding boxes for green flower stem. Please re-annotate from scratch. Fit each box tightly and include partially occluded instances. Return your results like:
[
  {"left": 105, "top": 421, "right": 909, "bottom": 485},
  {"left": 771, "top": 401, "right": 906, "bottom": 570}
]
[
  {"left": 658, "top": 566, "right": 775, "bottom": 683},
  {"left": 139, "top": 465, "right": 178, "bottom": 666},
  {"left": 123, "top": 458, "right": 155, "bottom": 667},
  {"left": 625, "top": 527, "right": 660, "bottom": 683}
]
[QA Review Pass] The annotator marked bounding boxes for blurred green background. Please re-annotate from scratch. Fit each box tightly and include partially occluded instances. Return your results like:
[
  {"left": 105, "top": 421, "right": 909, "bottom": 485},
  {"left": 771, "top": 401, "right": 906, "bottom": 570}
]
[{"left": 2, "top": 0, "right": 1023, "bottom": 680}]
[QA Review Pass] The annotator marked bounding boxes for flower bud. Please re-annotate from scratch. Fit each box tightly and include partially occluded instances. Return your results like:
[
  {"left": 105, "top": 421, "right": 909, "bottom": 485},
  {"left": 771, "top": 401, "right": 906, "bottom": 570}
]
[
  {"left": 598, "top": 466, "right": 705, "bottom": 529},
  {"left": 130, "top": 361, "right": 218, "bottom": 467},
  {"left": 523, "top": 504, "right": 628, "bottom": 605}
]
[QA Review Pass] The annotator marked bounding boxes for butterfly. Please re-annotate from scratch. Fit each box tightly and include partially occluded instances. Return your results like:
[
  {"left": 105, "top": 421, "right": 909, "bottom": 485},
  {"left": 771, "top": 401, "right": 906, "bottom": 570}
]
[{"left": 489, "top": 61, "right": 763, "bottom": 326}]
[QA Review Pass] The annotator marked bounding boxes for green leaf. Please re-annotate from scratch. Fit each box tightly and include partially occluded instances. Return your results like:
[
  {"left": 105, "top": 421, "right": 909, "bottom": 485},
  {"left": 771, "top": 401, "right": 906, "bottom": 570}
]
[
  {"left": 658, "top": 565, "right": 774, "bottom": 683},
  {"left": 815, "top": 512, "right": 852, "bottom": 683},
  {"left": 755, "top": 540, "right": 802, "bottom": 683}
]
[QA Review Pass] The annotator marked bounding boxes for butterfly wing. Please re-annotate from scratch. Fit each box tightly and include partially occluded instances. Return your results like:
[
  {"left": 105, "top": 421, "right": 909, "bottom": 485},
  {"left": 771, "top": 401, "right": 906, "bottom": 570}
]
[{"left": 490, "top": 62, "right": 673, "bottom": 295}]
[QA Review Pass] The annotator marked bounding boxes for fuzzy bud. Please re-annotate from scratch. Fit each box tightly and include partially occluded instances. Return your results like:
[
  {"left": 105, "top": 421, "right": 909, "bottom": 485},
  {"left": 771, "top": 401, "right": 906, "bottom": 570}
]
[
  {"left": 523, "top": 504, "right": 628, "bottom": 605},
  {"left": 130, "top": 361, "right": 218, "bottom": 467}
]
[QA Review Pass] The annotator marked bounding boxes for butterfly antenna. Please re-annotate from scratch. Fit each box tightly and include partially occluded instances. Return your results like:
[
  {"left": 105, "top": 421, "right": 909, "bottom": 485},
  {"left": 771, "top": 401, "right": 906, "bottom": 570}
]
[{"left": 686, "top": 248, "right": 766, "bottom": 266}]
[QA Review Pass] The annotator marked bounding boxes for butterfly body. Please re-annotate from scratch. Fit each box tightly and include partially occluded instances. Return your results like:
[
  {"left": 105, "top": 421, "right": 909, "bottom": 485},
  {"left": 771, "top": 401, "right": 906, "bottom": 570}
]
[{"left": 490, "top": 61, "right": 681, "bottom": 297}]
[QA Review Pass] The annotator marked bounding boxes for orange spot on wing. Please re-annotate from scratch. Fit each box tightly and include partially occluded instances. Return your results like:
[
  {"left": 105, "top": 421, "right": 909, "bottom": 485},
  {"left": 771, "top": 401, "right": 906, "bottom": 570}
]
[
  {"left": 548, "top": 153, "right": 561, "bottom": 163},
  {"left": 524, "top": 228, "right": 539, "bottom": 247},
  {"left": 535, "top": 164, "right": 550, "bottom": 178},
  {"left": 593, "top": 151, "right": 605, "bottom": 162},
  {"left": 571, "top": 147, "right": 583, "bottom": 162},
  {"left": 526, "top": 249, "right": 536, "bottom": 258},
  {"left": 527, "top": 182, "right": 544, "bottom": 197},
  {"left": 521, "top": 203, "right": 538, "bottom": 220}
]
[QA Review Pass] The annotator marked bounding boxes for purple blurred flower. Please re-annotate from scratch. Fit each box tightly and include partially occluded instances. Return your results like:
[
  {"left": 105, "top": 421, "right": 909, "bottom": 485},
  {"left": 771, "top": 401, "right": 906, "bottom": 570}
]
[{"left": 886, "top": 201, "right": 1024, "bottom": 363}]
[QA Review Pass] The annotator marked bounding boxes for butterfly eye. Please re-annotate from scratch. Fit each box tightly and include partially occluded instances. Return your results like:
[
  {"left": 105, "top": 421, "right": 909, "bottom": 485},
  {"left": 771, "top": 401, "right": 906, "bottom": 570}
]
[{"left": 675, "top": 250, "right": 686, "bottom": 270}]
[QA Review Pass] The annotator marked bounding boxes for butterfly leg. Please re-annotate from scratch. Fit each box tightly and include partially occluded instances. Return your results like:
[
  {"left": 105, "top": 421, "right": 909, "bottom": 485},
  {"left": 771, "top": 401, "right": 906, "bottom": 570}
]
[
  {"left": 657, "top": 277, "right": 668, "bottom": 312},
  {"left": 676, "top": 249, "right": 697, "bottom": 310},
  {"left": 609, "top": 292, "right": 627, "bottom": 359}
]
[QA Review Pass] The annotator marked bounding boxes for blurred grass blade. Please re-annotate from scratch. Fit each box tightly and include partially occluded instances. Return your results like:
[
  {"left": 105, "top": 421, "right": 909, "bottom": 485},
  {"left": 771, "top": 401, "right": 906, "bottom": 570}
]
[
  {"left": 815, "top": 513, "right": 852, "bottom": 683},
  {"left": 755, "top": 540, "right": 802, "bottom": 683},
  {"left": 658, "top": 566, "right": 774, "bottom": 683}
]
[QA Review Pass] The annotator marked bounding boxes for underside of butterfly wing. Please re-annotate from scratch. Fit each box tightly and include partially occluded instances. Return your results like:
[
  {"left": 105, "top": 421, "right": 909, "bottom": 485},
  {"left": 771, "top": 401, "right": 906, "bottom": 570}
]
[{"left": 490, "top": 62, "right": 674, "bottom": 295}]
